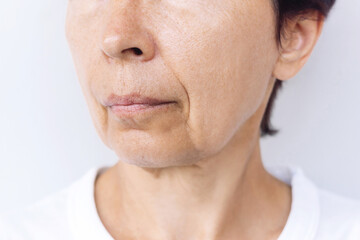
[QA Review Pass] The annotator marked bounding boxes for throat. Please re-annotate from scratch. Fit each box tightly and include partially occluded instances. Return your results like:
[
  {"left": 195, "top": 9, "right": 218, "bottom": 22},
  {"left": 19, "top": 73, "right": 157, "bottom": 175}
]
[{"left": 94, "top": 150, "right": 292, "bottom": 240}]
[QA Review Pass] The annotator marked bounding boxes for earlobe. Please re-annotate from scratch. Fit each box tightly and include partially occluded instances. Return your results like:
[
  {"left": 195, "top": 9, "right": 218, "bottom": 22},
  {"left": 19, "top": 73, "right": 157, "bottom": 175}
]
[{"left": 272, "top": 11, "right": 325, "bottom": 81}]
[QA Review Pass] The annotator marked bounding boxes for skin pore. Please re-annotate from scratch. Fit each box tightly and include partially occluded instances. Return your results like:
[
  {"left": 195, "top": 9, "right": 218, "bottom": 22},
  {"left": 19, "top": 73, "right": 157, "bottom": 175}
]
[{"left": 65, "top": 0, "right": 324, "bottom": 239}]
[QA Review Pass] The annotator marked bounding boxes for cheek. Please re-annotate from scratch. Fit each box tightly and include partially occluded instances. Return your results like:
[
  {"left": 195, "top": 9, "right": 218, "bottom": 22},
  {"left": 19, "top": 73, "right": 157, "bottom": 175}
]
[
  {"left": 159, "top": 0, "right": 278, "bottom": 149},
  {"left": 65, "top": 2, "right": 104, "bottom": 78},
  {"left": 66, "top": 6, "right": 107, "bottom": 103},
  {"left": 66, "top": 8, "right": 112, "bottom": 145}
]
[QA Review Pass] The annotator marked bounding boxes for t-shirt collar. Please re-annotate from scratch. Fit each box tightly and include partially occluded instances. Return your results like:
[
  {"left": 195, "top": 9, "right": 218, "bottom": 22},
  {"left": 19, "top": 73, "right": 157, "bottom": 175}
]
[
  {"left": 266, "top": 164, "right": 320, "bottom": 240},
  {"left": 67, "top": 165, "right": 113, "bottom": 240}
]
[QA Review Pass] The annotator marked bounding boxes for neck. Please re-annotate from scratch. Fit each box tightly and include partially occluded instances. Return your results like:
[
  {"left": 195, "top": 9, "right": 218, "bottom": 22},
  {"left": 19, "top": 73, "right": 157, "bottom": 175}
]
[{"left": 95, "top": 130, "right": 292, "bottom": 240}]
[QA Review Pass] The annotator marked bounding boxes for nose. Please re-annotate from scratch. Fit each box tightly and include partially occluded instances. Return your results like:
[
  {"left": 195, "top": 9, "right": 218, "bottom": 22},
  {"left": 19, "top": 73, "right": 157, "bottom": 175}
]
[{"left": 99, "top": 2, "right": 156, "bottom": 63}]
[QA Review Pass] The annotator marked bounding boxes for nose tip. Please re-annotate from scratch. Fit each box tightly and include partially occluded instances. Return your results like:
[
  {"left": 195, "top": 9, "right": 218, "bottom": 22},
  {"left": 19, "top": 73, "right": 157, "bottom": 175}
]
[{"left": 101, "top": 29, "right": 156, "bottom": 62}]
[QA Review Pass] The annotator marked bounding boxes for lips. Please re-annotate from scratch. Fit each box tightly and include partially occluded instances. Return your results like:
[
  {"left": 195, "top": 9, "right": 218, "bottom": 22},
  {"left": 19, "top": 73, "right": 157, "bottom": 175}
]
[
  {"left": 105, "top": 93, "right": 177, "bottom": 119},
  {"left": 104, "top": 92, "right": 176, "bottom": 107}
]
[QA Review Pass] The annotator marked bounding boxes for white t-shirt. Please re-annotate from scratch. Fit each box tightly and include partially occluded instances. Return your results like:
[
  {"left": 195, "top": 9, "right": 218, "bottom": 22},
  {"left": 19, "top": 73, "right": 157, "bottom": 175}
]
[{"left": 1, "top": 163, "right": 360, "bottom": 240}]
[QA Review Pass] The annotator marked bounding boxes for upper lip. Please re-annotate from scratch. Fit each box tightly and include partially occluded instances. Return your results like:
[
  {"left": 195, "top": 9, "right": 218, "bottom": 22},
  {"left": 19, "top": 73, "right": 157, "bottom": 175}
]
[{"left": 105, "top": 93, "right": 175, "bottom": 106}]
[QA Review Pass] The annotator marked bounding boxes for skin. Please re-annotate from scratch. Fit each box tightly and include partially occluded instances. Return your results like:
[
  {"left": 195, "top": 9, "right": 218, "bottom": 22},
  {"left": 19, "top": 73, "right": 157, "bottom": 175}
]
[{"left": 65, "top": 0, "right": 324, "bottom": 239}]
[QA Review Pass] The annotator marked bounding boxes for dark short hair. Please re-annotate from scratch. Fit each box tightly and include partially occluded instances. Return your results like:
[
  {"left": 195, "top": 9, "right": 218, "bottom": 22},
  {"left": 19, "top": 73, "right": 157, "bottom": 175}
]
[{"left": 260, "top": 0, "right": 337, "bottom": 137}]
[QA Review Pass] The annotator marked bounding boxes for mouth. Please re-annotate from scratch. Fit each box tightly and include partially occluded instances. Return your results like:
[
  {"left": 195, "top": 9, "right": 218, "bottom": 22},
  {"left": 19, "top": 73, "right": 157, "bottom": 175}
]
[
  {"left": 109, "top": 102, "right": 177, "bottom": 118},
  {"left": 104, "top": 92, "right": 175, "bottom": 106},
  {"left": 105, "top": 93, "right": 177, "bottom": 119}
]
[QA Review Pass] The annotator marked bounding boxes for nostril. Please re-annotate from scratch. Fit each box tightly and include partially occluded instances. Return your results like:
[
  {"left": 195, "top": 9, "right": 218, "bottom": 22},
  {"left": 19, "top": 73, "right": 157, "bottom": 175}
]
[
  {"left": 132, "top": 48, "right": 143, "bottom": 55},
  {"left": 121, "top": 47, "right": 143, "bottom": 56}
]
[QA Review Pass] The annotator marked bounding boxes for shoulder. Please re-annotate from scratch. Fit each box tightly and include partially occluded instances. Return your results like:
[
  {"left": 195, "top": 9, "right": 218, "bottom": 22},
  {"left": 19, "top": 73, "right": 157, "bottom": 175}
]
[
  {"left": 0, "top": 187, "right": 73, "bottom": 240},
  {"left": 267, "top": 163, "right": 360, "bottom": 239},
  {"left": 315, "top": 188, "right": 360, "bottom": 239}
]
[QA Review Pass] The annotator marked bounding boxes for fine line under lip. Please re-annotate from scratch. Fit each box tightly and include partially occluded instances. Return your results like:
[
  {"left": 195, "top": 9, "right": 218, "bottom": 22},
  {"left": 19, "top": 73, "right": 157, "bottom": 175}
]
[{"left": 104, "top": 92, "right": 176, "bottom": 107}]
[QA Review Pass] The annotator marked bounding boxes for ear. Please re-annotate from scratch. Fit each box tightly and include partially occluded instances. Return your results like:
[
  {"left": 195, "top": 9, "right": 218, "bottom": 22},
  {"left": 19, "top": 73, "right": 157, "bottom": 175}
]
[{"left": 272, "top": 11, "right": 325, "bottom": 81}]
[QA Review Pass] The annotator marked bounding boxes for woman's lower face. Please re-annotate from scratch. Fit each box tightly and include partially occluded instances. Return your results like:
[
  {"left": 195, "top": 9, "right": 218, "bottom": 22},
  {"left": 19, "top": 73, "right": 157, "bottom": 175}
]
[{"left": 65, "top": 0, "right": 279, "bottom": 168}]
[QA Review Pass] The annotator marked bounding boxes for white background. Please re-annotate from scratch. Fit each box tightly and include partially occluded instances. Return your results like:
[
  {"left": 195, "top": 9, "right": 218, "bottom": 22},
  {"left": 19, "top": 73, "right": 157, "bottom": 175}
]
[{"left": 0, "top": 1, "right": 359, "bottom": 213}]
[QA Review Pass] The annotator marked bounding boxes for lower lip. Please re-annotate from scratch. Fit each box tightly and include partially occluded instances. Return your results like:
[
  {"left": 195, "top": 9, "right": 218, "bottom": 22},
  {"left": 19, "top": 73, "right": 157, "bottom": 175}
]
[{"left": 109, "top": 102, "right": 176, "bottom": 118}]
